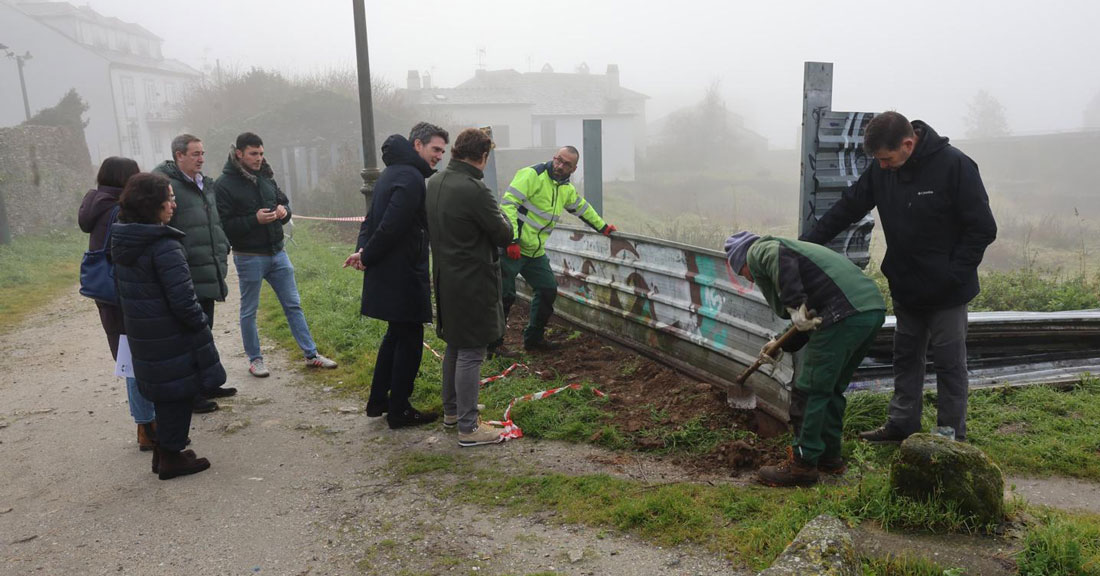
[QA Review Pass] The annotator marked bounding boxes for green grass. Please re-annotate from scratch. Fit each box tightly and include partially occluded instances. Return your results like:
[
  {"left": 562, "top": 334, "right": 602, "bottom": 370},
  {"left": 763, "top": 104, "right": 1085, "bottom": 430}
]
[{"left": 0, "top": 230, "right": 85, "bottom": 332}]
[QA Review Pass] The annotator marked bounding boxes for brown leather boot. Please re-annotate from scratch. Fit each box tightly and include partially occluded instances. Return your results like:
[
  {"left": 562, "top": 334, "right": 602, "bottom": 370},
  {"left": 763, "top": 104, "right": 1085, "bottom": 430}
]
[
  {"left": 156, "top": 448, "right": 210, "bottom": 480},
  {"left": 137, "top": 422, "right": 157, "bottom": 452},
  {"left": 757, "top": 451, "right": 819, "bottom": 487},
  {"left": 817, "top": 455, "right": 848, "bottom": 475},
  {"left": 151, "top": 449, "right": 195, "bottom": 474}
]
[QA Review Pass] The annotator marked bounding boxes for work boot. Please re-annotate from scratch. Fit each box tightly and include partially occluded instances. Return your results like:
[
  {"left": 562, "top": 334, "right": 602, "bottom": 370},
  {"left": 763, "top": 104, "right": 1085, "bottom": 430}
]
[
  {"left": 152, "top": 448, "right": 195, "bottom": 474},
  {"left": 387, "top": 407, "right": 439, "bottom": 430},
  {"left": 206, "top": 386, "right": 238, "bottom": 399},
  {"left": 858, "top": 425, "right": 909, "bottom": 444},
  {"left": 524, "top": 338, "right": 562, "bottom": 352},
  {"left": 137, "top": 422, "right": 157, "bottom": 452},
  {"left": 155, "top": 448, "right": 210, "bottom": 480},
  {"left": 817, "top": 455, "right": 848, "bottom": 475},
  {"left": 757, "top": 451, "right": 819, "bottom": 487},
  {"left": 486, "top": 345, "right": 516, "bottom": 360}
]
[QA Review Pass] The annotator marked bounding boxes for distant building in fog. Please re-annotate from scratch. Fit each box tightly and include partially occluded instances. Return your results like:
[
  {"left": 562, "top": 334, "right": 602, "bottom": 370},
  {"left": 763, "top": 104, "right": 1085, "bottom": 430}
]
[
  {"left": 400, "top": 64, "right": 647, "bottom": 182},
  {"left": 0, "top": 1, "right": 201, "bottom": 168}
]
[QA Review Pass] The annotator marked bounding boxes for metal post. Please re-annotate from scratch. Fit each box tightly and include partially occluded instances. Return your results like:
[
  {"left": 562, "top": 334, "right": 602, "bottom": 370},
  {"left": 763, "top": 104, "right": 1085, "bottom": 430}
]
[
  {"left": 582, "top": 119, "right": 603, "bottom": 215},
  {"left": 16, "top": 53, "right": 31, "bottom": 121},
  {"left": 798, "top": 62, "right": 832, "bottom": 237},
  {"left": 352, "top": 0, "right": 380, "bottom": 209},
  {"left": 0, "top": 186, "right": 11, "bottom": 245}
]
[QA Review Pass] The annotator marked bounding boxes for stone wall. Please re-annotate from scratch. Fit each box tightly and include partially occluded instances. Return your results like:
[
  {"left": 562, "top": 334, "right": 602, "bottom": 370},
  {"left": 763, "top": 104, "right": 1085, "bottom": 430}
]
[{"left": 0, "top": 124, "right": 94, "bottom": 238}]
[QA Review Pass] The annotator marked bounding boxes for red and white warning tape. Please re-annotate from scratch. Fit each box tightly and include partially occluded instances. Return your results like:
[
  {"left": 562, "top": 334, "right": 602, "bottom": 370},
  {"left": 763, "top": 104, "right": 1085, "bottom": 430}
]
[
  {"left": 293, "top": 215, "right": 366, "bottom": 223},
  {"left": 421, "top": 341, "right": 606, "bottom": 440}
]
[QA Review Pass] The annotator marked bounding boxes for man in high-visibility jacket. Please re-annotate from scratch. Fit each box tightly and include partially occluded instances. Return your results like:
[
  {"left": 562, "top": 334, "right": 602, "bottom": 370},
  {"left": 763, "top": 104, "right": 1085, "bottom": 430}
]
[{"left": 497, "top": 146, "right": 616, "bottom": 352}]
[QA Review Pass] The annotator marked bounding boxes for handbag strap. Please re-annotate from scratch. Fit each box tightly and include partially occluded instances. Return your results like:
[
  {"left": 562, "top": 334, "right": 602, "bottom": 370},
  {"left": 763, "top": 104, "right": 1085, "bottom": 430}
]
[{"left": 103, "top": 205, "right": 121, "bottom": 257}]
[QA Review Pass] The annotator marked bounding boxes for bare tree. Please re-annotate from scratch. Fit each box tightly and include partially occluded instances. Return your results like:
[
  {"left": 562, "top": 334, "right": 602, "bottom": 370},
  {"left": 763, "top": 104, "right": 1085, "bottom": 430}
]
[{"left": 964, "top": 89, "right": 1010, "bottom": 139}]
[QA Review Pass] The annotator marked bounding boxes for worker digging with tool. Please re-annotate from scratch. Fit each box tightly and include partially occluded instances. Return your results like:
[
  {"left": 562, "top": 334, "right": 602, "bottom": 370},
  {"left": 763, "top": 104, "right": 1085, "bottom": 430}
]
[{"left": 724, "top": 231, "right": 886, "bottom": 487}]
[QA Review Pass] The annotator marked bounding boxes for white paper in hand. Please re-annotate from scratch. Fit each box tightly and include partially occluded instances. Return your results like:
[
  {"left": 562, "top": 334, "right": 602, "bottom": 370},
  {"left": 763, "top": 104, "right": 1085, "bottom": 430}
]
[{"left": 115, "top": 335, "right": 134, "bottom": 378}]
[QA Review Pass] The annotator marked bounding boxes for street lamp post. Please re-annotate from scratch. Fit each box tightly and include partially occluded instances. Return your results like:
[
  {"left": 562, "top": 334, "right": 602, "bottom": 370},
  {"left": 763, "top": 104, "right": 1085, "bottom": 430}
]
[
  {"left": 351, "top": 0, "right": 380, "bottom": 210},
  {"left": 1, "top": 44, "right": 33, "bottom": 121}
]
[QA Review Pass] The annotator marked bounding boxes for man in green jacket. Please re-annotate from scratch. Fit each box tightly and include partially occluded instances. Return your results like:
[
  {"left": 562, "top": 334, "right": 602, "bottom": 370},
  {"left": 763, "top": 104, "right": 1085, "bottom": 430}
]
[
  {"left": 214, "top": 132, "right": 337, "bottom": 378},
  {"left": 426, "top": 128, "right": 514, "bottom": 447},
  {"left": 725, "top": 231, "right": 886, "bottom": 487},
  {"left": 497, "top": 146, "right": 616, "bottom": 353},
  {"left": 153, "top": 134, "right": 234, "bottom": 411}
]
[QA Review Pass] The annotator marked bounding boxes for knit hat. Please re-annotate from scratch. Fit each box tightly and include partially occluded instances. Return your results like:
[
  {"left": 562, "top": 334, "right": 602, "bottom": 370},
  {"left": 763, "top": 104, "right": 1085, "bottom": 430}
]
[{"left": 723, "top": 231, "right": 760, "bottom": 276}]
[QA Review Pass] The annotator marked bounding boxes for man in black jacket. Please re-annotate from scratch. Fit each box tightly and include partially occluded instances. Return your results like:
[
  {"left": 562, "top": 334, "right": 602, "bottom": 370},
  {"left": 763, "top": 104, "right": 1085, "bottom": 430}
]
[
  {"left": 215, "top": 132, "right": 337, "bottom": 378},
  {"left": 801, "top": 111, "right": 997, "bottom": 443},
  {"left": 343, "top": 122, "right": 447, "bottom": 429}
]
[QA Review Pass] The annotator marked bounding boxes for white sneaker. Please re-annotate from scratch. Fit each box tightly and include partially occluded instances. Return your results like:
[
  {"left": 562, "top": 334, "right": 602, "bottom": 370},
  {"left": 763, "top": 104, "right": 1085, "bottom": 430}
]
[
  {"left": 305, "top": 354, "right": 337, "bottom": 369},
  {"left": 458, "top": 422, "right": 504, "bottom": 447},
  {"left": 249, "top": 358, "right": 270, "bottom": 378}
]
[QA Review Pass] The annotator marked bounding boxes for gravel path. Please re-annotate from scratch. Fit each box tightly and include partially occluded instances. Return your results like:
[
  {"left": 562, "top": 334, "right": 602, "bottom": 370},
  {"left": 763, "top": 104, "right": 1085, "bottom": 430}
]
[{"left": 0, "top": 281, "right": 747, "bottom": 576}]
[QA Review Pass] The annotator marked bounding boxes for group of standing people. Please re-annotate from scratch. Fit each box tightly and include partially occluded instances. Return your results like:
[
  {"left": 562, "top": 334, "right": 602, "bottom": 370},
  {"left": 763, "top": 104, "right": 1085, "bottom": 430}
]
[
  {"left": 80, "top": 132, "right": 337, "bottom": 479},
  {"left": 345, "top": 122, "right": 615, "bottom": 447},
  {"left": 724, "top": 111, "right": 997, "bottom": 487}
]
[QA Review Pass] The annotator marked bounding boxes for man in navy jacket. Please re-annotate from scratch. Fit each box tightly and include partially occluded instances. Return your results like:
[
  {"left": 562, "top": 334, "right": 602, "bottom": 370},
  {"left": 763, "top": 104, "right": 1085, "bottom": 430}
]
[{"left": 801, "top": 111, "right": 997, "bottom": 443}]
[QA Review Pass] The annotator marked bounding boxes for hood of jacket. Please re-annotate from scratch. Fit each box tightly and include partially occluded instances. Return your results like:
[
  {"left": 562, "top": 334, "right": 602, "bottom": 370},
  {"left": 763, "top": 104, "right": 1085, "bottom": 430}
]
[
  {"left": 221, "top": 146, "right": 276, "bottom": 185},
  {"left": 111, "top": 223, "right": 185, "bottom": 265},
  {"left": 903, "top": 120, "right": 950, "bottom": 171},
  {"left": 78, "top": 185, "right": 123, "bottom": 232},
  {"left": 381, "top": 134, "right": 434, "bottom": 178}
]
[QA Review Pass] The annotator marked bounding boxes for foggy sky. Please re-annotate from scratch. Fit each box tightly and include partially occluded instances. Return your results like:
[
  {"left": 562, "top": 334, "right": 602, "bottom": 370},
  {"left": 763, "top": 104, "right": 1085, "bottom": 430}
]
[{"left": 87, "top": 0, "right": 1100, "bottom": 148}]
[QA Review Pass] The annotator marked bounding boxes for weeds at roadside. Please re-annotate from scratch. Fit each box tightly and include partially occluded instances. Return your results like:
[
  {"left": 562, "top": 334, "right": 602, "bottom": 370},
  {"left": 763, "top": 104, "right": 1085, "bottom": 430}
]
[{"left": 0, "top": 231, "right": 85, "bottom": 332}]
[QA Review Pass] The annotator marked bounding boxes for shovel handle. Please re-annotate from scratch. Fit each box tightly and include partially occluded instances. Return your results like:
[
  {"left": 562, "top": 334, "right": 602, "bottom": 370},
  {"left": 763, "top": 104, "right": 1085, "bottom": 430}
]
[{"left": 733, "top": 324, "right": 801, "bottom": 387}]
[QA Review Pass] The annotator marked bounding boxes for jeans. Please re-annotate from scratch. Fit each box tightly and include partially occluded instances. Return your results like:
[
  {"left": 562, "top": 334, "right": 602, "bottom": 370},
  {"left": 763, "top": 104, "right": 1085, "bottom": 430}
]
[
  {"left": 233, "top": 251, "right": 318, "bottom": 361},
  {"left": 126, "top": 376, "right": 155, "bottom": 425},
  {"left": 442, "top": 345, "right": 487, "bottom": 433},
  {"left": 367, "top": 322, "right": 424, "bottom": 417}
]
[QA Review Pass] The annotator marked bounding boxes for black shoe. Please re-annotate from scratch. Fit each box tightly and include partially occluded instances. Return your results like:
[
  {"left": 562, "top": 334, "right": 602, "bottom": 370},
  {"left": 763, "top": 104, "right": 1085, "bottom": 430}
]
[
  {"left": 524, "top": 339, "right": 562, "bottom": 352},
  {"left": 365, "top": 402, "right": 387, "bottom": 418},
  {"left": 387, "top": 408, "right": 439, "bottom": 429},
  {"left": 858, "top": 425, "right": 909, "bottom": 444},
  {"left": 192, "top": 397, "right": 219, "bottom": 414},
  {"left": 206, "top": 387, "right": 238, "bottom": 399}
]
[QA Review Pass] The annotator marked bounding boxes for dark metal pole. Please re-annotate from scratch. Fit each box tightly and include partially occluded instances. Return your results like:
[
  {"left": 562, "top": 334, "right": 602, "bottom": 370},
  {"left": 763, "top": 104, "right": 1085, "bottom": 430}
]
[
  {"left": 352, "top": 0, "right": 380, "bottom": 207},
  {"left": 16, "top": 54, "right": 30, "bottom": 121},
  {"left": 582, "top": 119, "right": 603, "bottom": 215}
]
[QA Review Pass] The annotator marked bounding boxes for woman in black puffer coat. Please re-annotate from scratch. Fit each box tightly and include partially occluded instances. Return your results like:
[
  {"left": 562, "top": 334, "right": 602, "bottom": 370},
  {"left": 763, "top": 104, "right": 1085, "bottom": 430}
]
[{"left": 111, "top": 173, "right": 225, "bottom": 480}]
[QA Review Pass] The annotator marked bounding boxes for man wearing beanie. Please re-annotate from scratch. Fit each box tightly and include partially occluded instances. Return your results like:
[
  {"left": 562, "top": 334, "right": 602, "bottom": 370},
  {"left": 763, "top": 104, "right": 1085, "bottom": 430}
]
[{"left": 725, "top": 231, "right": 885, "bottom": 487}]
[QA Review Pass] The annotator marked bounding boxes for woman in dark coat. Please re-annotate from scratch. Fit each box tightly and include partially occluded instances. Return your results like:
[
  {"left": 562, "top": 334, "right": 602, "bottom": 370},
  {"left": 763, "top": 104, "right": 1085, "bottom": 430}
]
[
  {"left": 111, "top": 173, "right": 225, "bottom": 479},
  {"left": 77, "top": 157, "right": 157, "bottom": 450}
]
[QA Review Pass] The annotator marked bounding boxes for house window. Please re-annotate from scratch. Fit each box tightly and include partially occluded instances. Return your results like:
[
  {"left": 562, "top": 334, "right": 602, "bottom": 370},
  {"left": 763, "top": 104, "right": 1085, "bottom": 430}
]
[
  {"left": 164, "top": 82, "right": 177, "bottom": 105},
  {"left": 128, "top": 124, "right": 142, "bottom": 156},
  {"left": 121, "top": 76, "right": 136, "bottom": 116},
  {"left": 144, "top": 80, "right": 158, "bottom": 111}
]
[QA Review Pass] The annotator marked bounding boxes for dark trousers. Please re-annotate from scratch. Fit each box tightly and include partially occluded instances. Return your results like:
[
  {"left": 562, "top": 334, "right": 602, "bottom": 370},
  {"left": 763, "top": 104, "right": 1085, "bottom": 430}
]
[
  {"left": 199, "top": 298, "right": 215, "bottom": 329},
  {"left": 888, "top": 303, "right": 970, "bottom": 439},
  {"left": 154, "top": 400, "right": 193, "bottom": 451},
  {"left": 499, "top": 254, "right": 558, "bottom": 347},
  {"left": 368, "top": 321, "right": 424, "bottom": 417},
  {"left": 792, "top": 310, "right": 885, "bottom": 464}
]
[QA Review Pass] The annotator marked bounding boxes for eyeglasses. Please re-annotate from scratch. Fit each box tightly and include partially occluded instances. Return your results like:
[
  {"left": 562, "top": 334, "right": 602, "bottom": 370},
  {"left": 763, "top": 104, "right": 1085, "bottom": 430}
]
[{"left": 552, "top": 155, "right": 576, "bottom": 169}]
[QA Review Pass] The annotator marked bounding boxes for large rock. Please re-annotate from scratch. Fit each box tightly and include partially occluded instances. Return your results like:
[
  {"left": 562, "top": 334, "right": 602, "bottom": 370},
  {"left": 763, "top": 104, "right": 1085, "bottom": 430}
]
[
  {"left": 890, "top": 433, "right": 1004, "bottom": 526},
  {"left": 758, "top": 514, "right": 861, "bottom": 576}
]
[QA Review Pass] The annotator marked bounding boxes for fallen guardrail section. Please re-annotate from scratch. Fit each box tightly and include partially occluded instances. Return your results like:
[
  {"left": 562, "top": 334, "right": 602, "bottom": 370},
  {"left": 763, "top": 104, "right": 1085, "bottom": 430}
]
[{"left": 518, "top": 225, "right": 1100, "bottom": 421}]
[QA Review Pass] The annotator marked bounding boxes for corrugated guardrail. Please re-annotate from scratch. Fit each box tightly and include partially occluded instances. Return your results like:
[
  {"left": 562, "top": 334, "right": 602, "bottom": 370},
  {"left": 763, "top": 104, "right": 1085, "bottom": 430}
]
[{"left": 519, "top": 225, "right": 1100, "bottom": 421}]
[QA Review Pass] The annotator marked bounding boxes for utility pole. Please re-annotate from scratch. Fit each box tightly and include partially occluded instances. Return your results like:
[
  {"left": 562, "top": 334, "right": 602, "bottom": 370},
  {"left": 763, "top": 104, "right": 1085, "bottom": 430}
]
[
  {"left": 1, "top": 44, "right": 33, "bottom": 121},
  {"left": 351, "top": 0, "right": 380, "bottom": 209}
]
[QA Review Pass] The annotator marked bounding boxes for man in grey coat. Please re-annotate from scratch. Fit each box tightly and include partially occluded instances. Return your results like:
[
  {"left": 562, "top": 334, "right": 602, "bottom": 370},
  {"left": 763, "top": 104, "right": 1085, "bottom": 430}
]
[{"left": 425, "top": 128, "right": 514, "bottom": 447}]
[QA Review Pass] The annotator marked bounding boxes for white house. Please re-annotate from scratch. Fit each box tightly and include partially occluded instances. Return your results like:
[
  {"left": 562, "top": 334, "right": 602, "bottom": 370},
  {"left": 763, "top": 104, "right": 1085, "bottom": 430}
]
[
  {"left": 0, "top": 1, "right": 201, "bottom": 168},
  {"left": 400, "top": 64, "right": 647, "bottom": 182}
]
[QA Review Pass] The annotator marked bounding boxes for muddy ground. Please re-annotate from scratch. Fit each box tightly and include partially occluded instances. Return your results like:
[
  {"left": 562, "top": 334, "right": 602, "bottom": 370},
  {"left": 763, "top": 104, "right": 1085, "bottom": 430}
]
[{"left": 2, "top": 277, "right": 1098, "bottom": 575}]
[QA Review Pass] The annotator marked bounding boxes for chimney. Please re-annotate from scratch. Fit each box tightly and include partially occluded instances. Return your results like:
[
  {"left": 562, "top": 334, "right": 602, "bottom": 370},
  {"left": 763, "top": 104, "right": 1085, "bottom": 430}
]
[
  {"left": 422, "top": 71, "right": 432, "bottom": 90},
  {"left": 407, "top": 70, "right": 421, "bottom": 90},
  {"left": 606, "top": 64, "right": 620, "bottom": 89}
]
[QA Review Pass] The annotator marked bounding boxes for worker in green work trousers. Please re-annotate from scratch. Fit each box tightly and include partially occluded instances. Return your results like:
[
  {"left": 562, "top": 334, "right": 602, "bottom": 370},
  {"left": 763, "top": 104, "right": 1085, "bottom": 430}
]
[
  {"left": 725, "top": 231, "right": 886, "bottom": 487},
  {"left": 495, "top": 146, "right": 616, "bottom": 354}
]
